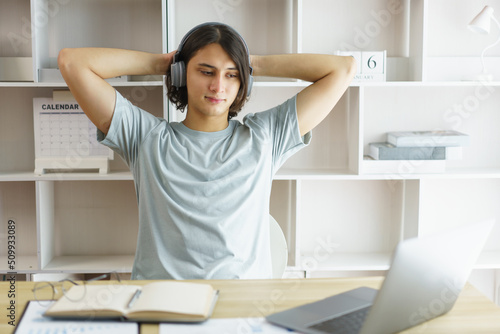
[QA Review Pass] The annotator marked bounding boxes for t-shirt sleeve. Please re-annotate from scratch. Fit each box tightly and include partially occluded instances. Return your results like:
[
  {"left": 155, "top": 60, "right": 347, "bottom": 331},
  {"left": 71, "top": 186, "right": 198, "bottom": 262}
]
[
  {"left": 97, "top": 90, "right": 162, "bottom": 168},
  {"left": 243, "top": 95, "right": 312, "bottom": 172}
]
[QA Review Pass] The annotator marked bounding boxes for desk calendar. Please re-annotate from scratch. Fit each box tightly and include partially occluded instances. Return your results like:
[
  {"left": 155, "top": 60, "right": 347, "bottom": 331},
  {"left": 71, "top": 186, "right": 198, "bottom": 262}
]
[
  {"left": 33, "top": 97, "right": 113, "bottom": 175},
  {"left": 336, "top": 50, "right": 386, "bottom": 82}
]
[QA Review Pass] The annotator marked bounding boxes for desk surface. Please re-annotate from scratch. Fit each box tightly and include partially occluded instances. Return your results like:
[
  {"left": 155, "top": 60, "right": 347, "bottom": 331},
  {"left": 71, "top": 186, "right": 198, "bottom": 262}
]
[{"left": 1, "top": 276, "right": 500, "bottom": 333}]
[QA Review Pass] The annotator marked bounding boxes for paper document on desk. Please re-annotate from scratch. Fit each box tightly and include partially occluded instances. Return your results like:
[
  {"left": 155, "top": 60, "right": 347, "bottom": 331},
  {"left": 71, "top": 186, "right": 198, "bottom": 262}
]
[
  {"left": 14, "top": 301, "right": 138, "bottom": 334},
  {"left": 160, "top": 317, "right": 290, "bottom": 333}
]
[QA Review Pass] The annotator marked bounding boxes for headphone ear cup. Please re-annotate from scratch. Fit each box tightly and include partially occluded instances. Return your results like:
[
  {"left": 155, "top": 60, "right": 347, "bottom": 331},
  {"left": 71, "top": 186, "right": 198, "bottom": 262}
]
[
  {"left": 247, "top": 75, "right": 253, "bottom": 96},
  {"left": 170, "top": 60, "right": 186, "bottom": 88}
]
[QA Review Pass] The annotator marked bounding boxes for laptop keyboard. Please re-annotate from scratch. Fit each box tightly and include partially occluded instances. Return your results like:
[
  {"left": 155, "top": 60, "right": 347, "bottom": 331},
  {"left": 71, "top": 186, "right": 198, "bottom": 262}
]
[{"left": 307, "top": 306, "right": 371, "bottom": 334}]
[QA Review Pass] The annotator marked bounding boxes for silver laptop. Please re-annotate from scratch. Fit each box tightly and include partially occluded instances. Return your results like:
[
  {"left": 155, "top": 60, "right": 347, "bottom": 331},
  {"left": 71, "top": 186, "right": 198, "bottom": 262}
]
[{"left": 266, "top": 219, "right": 495, "bottom": 334}]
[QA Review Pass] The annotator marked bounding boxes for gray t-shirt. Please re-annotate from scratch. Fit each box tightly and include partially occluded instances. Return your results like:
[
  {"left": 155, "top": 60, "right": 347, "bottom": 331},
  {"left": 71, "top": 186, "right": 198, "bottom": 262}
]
[{"left": 98, "top": 90, "right": 311, "bottom": 279}]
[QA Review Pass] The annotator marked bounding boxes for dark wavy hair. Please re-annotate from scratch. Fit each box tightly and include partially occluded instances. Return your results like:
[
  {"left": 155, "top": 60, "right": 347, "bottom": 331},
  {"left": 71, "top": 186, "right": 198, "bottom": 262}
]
[{"left": 165, "top": 24, "right": 252, "bottom": 120}]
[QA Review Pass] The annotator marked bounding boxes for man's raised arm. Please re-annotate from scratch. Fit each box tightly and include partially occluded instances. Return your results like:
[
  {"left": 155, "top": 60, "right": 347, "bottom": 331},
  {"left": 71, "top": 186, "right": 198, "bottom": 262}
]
[
  {"left": 58, "top": 48, "right": 172, "bottom": 134},
  {"left": 250, "top": 54, "right": 356, "bottom": 136}
]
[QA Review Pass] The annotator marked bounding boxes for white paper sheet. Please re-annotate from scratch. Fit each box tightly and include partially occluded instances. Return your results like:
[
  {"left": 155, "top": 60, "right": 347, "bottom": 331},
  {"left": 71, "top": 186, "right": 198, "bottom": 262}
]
[
  {"left": 159, "top": 317, "right": 293, "bottom": 333},
  {"left": 14, "top": 301, "right": 138, "bottom": 334}
]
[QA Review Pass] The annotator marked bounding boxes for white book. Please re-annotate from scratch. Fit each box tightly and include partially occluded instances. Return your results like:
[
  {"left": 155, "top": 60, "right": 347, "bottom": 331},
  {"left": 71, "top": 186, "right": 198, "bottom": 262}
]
[
  {"left": 369, "top": 142, "right": 462, "bottom": 160},
  {"left": 387, "top": 130, "right": 470, "bottom": 147}
]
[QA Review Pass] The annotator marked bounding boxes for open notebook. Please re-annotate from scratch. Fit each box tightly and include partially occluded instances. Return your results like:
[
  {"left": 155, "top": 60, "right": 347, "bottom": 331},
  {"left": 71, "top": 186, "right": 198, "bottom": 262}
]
[{"left": 44, "top": 281, "right": 219, "bottom": 323}]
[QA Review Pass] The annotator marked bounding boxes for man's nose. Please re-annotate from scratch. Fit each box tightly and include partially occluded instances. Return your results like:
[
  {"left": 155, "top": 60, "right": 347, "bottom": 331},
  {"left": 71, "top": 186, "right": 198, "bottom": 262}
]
[{"left": 209, "top": 74, "right": 224, "bottom": 93}]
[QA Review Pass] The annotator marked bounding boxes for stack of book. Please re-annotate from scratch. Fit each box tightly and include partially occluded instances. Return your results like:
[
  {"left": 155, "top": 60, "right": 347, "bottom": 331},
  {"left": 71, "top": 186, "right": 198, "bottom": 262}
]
[{"left": 368, "top": 130, "right": 470, "bottom": 160}]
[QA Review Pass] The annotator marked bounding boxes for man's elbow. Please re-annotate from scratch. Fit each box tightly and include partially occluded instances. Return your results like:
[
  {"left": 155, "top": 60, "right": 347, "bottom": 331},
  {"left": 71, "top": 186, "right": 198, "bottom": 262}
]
[
  {"left": 58, "top": 48, "right": 71, "bottom": 78},
  {"left": 58, "top": 48, "right": 80, "bottom": 78},
  {"left": 343, "top": 56, "right": 357, "bottom": 80},
  {"left": 327, "top": 55, "right": 357, "bottom": 85}
]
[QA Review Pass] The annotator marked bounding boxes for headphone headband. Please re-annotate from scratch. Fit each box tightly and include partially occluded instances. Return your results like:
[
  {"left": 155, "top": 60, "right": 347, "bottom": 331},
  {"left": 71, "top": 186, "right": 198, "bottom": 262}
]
[{"left": 170, "top": 22, "right": 253, "bottom": 94}]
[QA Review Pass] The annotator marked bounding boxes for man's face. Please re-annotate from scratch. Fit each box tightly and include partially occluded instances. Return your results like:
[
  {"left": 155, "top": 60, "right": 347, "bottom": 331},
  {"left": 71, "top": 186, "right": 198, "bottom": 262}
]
[{"left": 185, "top": 43, "right": 241, "bottom": 121}]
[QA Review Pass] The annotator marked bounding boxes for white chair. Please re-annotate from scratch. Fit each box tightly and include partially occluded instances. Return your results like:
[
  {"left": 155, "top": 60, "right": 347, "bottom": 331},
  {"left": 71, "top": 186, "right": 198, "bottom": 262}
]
[{"left": 269, "top": 215, "right": 288, "bottom": 278}]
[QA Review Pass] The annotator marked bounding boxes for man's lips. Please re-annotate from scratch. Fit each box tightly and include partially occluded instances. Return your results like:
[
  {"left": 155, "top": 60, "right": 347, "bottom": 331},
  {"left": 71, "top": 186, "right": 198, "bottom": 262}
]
[{"left": 205, "top": 96, "right": 225, "bottom": 104}]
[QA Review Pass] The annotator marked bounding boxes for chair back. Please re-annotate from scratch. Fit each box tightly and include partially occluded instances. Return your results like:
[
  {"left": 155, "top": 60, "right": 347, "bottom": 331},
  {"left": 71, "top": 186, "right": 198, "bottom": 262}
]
[{"left": 269, "top": 215, "right": 288, "bottom": 278}]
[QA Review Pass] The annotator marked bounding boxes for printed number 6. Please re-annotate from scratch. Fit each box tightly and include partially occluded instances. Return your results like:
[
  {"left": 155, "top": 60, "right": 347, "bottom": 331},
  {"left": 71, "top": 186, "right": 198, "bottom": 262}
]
[{"left": 367, "top": 55, "right": 377, "bottom": 69}]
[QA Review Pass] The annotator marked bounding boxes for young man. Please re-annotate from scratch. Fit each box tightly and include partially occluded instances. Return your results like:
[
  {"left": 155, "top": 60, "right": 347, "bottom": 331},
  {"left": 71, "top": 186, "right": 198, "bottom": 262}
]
[{"left": 58, "top": 23, "right": 356, "bottom": 280}]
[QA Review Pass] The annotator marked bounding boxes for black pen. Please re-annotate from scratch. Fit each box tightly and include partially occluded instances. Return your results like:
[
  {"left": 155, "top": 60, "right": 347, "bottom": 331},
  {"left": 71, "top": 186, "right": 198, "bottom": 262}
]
[{"left": 127, "top": 289, "right": 142, "bottom": 308}]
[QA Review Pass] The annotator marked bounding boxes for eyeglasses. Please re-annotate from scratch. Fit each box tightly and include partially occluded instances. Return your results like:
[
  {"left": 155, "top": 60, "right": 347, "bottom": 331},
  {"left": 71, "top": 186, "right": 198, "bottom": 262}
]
[{"left": 32, "top": 272, "right": 122, "bottom": 307}]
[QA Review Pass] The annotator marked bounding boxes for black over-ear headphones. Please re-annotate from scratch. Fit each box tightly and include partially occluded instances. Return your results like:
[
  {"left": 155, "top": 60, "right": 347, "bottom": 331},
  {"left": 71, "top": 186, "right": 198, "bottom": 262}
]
[{"left": 170, "top": 22, "right": 253, "bottom": 96}]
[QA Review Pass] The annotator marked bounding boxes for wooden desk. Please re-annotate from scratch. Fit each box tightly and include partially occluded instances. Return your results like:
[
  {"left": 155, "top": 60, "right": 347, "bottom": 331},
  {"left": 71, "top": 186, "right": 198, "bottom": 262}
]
[{"left": 1, "top": 276, "right": 499, "bottom": 333}]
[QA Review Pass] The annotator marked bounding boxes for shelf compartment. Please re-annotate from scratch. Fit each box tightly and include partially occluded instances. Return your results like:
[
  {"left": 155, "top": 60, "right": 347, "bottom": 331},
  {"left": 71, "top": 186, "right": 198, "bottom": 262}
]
[
  {"left": 272, "top": 87, "right": 360, "bottom": 174},
  {"left": 0, "top": 182, "right": 38, "bottom": 272},
  {"left": 32, "top": 0, "right": 163, "bottom": 83},
  {"left": 301, "top": 0, "right": 409, "bottom": 55},
  {"left": 0, "top": 0, "right": 31, "bottom": 60},
  {"left": 167, "top": 0, "right": 298, "bottom": 55},
  {"left": 0, "top": 85, "right": 164, "bottom": 176},
  {"left": 301, "top": 0, "right": 424, "bottom": 82},
  {"left": 37, "top": 180, "right": 138, "bottom": 272},
  {"left": 361, "top": 86, "right": 500, "bottom": 174},
  {"left": 296, "top": 179, "right": 419, "bottom": 272}
]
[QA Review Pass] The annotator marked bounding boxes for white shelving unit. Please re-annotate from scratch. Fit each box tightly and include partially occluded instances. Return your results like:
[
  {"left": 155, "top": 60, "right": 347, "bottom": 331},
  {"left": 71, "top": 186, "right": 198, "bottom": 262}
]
[{"left": 1, "top": 0, "right": 499, "bottom": 305}]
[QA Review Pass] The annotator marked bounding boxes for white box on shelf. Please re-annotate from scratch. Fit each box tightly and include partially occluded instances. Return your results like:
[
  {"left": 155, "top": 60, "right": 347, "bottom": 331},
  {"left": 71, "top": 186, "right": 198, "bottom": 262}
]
[
  {"left": 337, "top": 51, "right": 386, "bottom": 82},
  {"left": 38, "top": 69, "right": 64, "bottom": 82},
  {"left": 387, "top": 130, "right": 470, "bottom": 147},
  {"left": 368, "top": 143, "right": 463, "bottom": 161},
  {"left": 0, "top": 57, "right": 33, "bottom": 81}
]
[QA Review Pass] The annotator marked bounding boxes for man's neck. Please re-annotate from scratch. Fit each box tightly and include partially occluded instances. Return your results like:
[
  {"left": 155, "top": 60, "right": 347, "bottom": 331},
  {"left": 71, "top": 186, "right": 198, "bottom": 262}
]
[{"left": 182, "top": 112, "right": 229, "bottom": 132}]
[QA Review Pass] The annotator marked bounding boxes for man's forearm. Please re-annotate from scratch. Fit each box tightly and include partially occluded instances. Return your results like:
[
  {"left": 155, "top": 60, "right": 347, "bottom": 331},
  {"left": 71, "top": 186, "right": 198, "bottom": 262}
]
[
  {"left": 250, "top": 54, "right": 354, "bottom": 83},
  {"left": 58, "top": 48, "right": 169, "bottom": 79}
]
